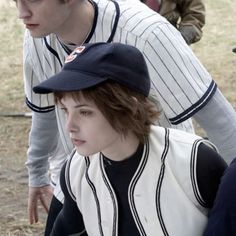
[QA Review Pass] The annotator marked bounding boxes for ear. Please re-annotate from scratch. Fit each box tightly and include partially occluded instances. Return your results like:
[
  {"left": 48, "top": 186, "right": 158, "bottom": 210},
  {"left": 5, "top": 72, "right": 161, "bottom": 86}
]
[
  {"left": 131, "top": 96, "right": 138, "bottom": 103},
  {"left": 131, "top": 96, "right": 139, "bottom": 114}
]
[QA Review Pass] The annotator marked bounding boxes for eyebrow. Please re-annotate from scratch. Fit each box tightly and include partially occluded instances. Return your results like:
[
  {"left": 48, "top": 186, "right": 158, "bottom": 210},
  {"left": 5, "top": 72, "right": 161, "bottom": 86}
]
[
  {"left": 74, "top": 104, "right": 90, "bottom": 108},
  {"left": 59, "top": 102, "right": 91, "bottom": 108}
]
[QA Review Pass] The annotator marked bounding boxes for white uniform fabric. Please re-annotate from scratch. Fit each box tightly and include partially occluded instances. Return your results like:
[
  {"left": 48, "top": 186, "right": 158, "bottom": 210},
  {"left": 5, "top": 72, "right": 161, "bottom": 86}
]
[
  {"left": 65, "top": 126, "right": 212, "bottom": 236},
  {"left": 24, "top": 0, "right": 215, "bottom": 122},
  {"left": 23, "top": 0, "right": 217, "bottom": 188}
]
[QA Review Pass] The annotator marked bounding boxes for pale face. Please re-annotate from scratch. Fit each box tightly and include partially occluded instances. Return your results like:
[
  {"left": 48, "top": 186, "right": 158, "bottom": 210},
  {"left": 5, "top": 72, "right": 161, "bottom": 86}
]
[
  {"left": 59, "top": 94, "right": 124, "bottom": 158},
  {"left": 14, "top": 0, "right": 71, "bottom": 38}
]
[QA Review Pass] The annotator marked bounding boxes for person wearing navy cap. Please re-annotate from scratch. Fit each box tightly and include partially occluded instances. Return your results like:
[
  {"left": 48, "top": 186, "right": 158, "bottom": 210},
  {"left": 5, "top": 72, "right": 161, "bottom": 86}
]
[{"left": 34, "top": 42, "right": 227, "bottom": 236}]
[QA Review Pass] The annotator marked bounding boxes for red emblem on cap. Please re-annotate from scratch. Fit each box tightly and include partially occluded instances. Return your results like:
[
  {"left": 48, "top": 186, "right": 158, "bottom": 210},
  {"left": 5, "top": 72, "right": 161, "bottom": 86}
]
[
  {"left": 65, "top": 46, "right": 86, "bottom": 63},
  {"left": 65, "top": 53, "right": 77, "bottom": 63},
  {"left": 74, "top": 46, "right": 85, "bottom": 54}
]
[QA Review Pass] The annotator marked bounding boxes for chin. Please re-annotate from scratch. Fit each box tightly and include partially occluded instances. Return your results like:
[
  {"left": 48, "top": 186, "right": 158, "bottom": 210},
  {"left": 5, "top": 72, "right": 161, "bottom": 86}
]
[
  {"left": 29, "top": 30, "right": 51, "bottom": 38},
  {"left": 76, "top": 147, "right": 97, "bottom": 157}
]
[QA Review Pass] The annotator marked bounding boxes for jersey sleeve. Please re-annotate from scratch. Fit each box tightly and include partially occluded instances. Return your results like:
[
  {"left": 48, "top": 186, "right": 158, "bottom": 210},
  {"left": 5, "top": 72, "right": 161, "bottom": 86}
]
[
  {"left": 143, "top": 22, "right": 216, "bottom": 124},
  {"left": 23, "top": 30, "right": 55, "bottom": 112},
  {"left": 25, "top": 110, "right": 60, "bottom": 187}
]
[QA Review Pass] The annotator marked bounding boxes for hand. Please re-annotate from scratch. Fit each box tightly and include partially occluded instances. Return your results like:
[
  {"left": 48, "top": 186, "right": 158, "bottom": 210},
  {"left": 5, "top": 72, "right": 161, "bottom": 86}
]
[
  {"left": 28, "top": 185, "right": 54, "bottom": 224},
  {"left": 179, "top": 25, "right": 197, "bottom": 45}
]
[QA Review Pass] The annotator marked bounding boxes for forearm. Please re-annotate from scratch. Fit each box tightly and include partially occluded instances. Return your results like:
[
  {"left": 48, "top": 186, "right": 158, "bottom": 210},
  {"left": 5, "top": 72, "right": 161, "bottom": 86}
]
[
  {"left": 193, "top": 89, "right": 236, "bottom": 164},
  {"left": 26, "top": 110, "right": 60, "bottom": 187}
]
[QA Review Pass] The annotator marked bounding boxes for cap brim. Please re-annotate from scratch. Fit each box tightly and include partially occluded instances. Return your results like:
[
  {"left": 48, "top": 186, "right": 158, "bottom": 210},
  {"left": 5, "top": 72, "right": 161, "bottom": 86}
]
[{"left": 33, "top": 70, "right": 108, "bottom": 94}]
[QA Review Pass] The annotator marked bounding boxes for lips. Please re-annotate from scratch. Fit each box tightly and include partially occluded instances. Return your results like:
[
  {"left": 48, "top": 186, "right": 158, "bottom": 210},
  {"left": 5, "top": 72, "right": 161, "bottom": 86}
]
[
  {"left": 25, "top": 23, "right": 39, "bottom": 30},
  {"left": 71, "top": 138, "right": 86, "bottom": 147}
]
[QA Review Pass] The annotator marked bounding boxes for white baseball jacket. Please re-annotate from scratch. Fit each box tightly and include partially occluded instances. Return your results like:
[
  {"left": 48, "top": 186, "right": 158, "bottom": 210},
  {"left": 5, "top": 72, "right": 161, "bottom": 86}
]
[{"left": 65, "top": 126, "right": 213, "bottom": 236}]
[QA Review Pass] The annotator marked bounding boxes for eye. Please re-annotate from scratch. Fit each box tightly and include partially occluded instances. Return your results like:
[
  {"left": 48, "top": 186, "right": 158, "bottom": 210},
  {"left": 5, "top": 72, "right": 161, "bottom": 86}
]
[{"left": 80, "top": 110, "right": 93, "bottom": 116}]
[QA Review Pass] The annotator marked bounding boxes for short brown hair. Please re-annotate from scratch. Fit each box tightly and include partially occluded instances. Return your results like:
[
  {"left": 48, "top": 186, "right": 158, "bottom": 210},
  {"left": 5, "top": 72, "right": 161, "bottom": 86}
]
[{"left": 55, "top": 81, "right": 160, "bottom": 143}]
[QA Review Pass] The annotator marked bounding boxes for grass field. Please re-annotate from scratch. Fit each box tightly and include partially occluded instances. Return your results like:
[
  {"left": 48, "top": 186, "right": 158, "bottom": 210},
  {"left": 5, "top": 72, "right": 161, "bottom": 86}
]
[
  {"left": 0, "top": 0, "right": 236, "bottom": 235},
  {"left": 0, "top": 2, "right": 46, "bottom": 236}
]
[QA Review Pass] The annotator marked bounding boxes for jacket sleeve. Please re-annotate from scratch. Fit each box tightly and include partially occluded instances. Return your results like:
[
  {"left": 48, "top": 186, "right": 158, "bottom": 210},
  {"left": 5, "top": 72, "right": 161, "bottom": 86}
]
[
  {"left": 177, "top": 0, "right": 206, "bottom": 44},
  {"left": 203, "top": 159, "right": 236, "bottom": 236}
]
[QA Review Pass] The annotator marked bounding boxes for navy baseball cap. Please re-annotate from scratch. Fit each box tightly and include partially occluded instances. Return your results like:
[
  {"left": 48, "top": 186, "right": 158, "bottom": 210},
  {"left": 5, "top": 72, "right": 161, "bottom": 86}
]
[{"left": 33, "top": 42, "right": 150, "bottom": 96}]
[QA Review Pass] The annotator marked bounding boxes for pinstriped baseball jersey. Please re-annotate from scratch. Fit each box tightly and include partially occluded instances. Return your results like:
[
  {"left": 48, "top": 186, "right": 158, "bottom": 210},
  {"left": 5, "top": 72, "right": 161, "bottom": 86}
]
[{"left": 23, "top": 0, "right": 215, "bottom": 155}]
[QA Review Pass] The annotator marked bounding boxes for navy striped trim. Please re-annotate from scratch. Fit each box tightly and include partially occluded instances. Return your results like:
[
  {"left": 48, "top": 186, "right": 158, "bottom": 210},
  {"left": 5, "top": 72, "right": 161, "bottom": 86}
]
[
  {"left": 107, "top": 0, "right": 120, "bottom": 43},
  {"left": 59, "top": 40, "right": 72, "bottom": 55},
  {"left": 100, "top": 154, "right": 118, "bottom": 236},
  {"left": 169, "top": 80, "right": 217, "bottom": 125},
  {"left": 25, "top": 97, "right": 55, "bottom": 113},
  {"left": 43, "top": 37, "right": 63, "bottom": 67},
  {"left": 128, "top": 140, "right": 149, "bottom": 236},
  {"left": 190, "top": 140, "right": 207, "bottom": 207},
  {"left": 58, "top": 0, "right": 99, "bottom": 54},
  {"left": 155, "top": 128, "right": 169, "bottom": 236},
  {"left": 85, "top": 0, "right": 98, "bottom": 43},
  {"left": 65, "top": 149, "right": 77, "bottom": 202},
  {"left": 85, "top": 157, "right": 104, "bottom": 236}
]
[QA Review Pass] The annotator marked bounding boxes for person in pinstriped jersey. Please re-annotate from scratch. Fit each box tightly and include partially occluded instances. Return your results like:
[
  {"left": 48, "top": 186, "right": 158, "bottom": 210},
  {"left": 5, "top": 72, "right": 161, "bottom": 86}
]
[{"left": 14, "top": 0, "right": 236, "bottom": 226}]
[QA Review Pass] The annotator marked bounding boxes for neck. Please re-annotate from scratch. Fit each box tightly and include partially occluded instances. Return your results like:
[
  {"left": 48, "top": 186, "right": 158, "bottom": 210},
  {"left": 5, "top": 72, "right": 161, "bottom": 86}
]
[
  {"left": 57, "top": 0, "right": 94, "bottom": 45},
  {"left": 102, "top": 132, "right": 140, "bottom": 162}
]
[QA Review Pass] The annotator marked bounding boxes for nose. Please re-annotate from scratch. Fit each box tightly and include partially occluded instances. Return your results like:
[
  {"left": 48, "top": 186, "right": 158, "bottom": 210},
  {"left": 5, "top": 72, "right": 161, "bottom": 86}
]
[
  {"left": 17, "top": 0, "right": 32, "bottom": 20},
  {"left": 66, "top": 113, "right": 79, "bottom": 135}
]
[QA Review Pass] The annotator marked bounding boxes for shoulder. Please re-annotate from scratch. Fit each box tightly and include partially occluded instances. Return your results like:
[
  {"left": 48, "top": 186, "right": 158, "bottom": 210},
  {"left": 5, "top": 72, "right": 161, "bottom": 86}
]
[
  {"left": 150, "top": 126, "right": 207, "bottom": 167},
  {"left": 111, "top": 0, "right": 170, "bottom": 39},
  {"left": 167, "top": 126, "right": 205, "bottom": 147},
  {"left": 196, "top": 142, "right": 227, "bottom": 208},
  {"left": 150, "top": 125, "right": 205, "bottom": 147}
]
